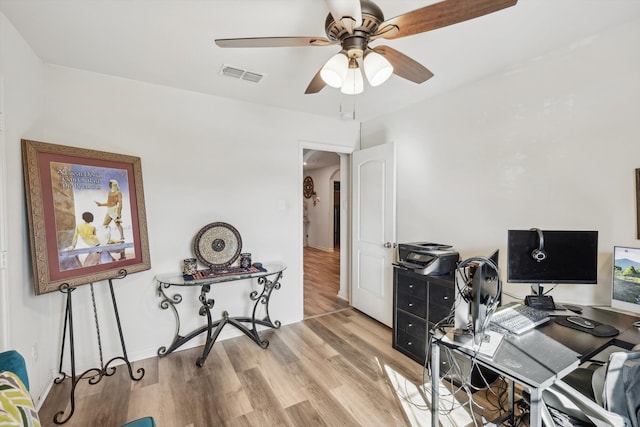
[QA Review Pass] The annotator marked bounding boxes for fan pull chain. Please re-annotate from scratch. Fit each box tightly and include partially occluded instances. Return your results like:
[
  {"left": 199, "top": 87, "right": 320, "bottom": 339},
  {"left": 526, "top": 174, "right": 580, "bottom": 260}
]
[{"left": 338, "top": 94, "right": 357, "bottom": 120}]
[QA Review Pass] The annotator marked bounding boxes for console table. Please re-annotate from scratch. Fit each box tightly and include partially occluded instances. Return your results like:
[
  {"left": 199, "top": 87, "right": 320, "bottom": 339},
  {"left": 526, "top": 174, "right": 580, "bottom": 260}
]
[{"left": 155, "top": 263, "right": 285, "bottom": 367}]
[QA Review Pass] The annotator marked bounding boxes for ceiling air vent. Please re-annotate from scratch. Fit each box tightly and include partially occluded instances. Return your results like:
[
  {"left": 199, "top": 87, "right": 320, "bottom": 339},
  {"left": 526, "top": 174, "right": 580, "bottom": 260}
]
[{"left": 219, "top": 65, "right": 264, "bottom": 83}]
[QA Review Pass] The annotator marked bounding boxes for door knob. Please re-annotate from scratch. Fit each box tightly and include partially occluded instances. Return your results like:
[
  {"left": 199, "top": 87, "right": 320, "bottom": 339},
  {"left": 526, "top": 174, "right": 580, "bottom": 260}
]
[{"left": 384, "top": 242, "right": 393, "bottom": 248}]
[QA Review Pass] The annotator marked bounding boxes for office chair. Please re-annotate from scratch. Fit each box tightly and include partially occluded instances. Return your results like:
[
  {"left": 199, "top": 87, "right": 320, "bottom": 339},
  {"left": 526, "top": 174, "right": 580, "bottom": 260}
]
[{"left": 542, "top": 345, "right": 640, "bottom": 427}]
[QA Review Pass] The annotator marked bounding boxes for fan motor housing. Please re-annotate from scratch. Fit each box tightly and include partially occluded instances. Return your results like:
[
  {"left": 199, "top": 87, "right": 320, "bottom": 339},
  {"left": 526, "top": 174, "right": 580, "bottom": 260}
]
[{"left": 324, "top": 0, "right": 384, "bottom": 42}]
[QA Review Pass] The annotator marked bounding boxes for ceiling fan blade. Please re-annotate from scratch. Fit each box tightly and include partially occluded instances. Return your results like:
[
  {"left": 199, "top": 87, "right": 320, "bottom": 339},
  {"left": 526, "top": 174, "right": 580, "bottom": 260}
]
[
  {"left": 372, "top": 46, "right": 433, "bottom": 84},
  {"left": 215, "top": 37, "right": 335, "bottom": 48},
  {"left": 376, "top": 0, "right": 518, "bottom": 40},
  {"left": 305, "top": 69, "right": 327, "bottom": 94}
]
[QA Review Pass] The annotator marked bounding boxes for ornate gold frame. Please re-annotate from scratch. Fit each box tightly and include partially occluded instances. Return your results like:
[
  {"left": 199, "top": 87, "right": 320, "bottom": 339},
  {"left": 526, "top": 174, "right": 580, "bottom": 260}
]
[{"left": 22, "top": 139, "right": 151, "bottom": 294}]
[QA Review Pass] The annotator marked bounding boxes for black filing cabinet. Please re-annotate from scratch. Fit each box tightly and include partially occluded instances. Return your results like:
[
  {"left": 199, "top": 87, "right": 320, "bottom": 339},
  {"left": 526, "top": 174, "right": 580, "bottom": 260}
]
[{"left": 393, "top": 267, "right": 455, "bottom": 364}]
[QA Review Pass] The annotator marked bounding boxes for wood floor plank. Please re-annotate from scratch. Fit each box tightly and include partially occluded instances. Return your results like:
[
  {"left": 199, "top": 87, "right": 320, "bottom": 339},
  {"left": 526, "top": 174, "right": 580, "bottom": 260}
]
[
  {"left": 253, "top": 348, "right": 307, "bottom": 409},
  {"left": 277, "top": 322, "right": 340, "bottom": 361},
  {"left": 331, "top": 381, "right": 409, "bottom": 427},
  {"left": 236, "top": 368, "right": 293, "bottom": 427},
  {"left": 197, "top": 343, "right": 244, "bottom": 393},
  {"left": 288, "top": 353, "right": 345, "bottom": 392},
  {"left": 126, "top": 383, "right": 178, "bottom": 427},
  {"left": 305, "top": 317, "right": 389, "bottom": 381},
  {"left": 222, "top": 334, "right": 264, "bottom": 373},
  {"left": 304, "top": 247, "right": 349, "bottom": 318},
  {"left": 302, "top": 381, "right": 362, "bottom": 427},
  {"left": 284, "top": 400, "right": 329, "bottom": 427}
]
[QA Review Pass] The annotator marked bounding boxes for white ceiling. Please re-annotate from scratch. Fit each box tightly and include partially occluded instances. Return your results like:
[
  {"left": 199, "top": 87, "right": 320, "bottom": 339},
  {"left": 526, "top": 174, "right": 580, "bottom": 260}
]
[
  {"left": 1, "top": 0, "right": 640, "bottom": 122},
  {"left": 304, "top": 149, "right": 340, "bottom": 171}
]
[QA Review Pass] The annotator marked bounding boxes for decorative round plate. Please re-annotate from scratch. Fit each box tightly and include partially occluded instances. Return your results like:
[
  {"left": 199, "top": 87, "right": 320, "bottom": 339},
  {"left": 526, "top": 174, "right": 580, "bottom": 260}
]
[
  {"left": 303, "top": 176, "right": 314, "bottom": 199},
  {"left": 193, "top": 222, "right": 242, "bottom": 268}
]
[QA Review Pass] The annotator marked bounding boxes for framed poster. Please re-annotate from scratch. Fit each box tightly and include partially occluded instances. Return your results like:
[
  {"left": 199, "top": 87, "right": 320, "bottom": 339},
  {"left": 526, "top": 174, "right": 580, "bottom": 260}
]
[{"left": 22, "top": 139, "right": 151, "bottom": 294}]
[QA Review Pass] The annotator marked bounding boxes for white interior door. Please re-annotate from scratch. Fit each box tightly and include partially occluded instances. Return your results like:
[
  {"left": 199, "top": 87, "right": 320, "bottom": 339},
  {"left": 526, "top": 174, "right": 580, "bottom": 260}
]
[{"left": 351, "top": 143, "right": 396, "bottom": 327}]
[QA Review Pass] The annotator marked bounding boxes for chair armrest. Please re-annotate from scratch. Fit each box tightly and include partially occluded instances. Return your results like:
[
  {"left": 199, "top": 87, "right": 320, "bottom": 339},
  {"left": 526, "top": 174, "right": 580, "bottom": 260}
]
[
  {"left": 544, "top": 380, "right": 630, "bottom": 427},
  {"left": 0, "top": 350, "right": 29, "bottom": 391}
]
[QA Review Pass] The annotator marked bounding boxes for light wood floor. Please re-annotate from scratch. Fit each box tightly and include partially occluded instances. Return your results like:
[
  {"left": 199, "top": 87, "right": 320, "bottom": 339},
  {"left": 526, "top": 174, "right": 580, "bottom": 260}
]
[
  {"left": 37, "top": 310, "right": 407, "bottom": 426},
  {"left": 38, "top": 309, "right": 511, "bottom": 427},
  {"left": 38, "top": 249, "right": 513, "bottom": 426},
  {"left": 304, "top": 246, "right": 350, "bottom": 319}
]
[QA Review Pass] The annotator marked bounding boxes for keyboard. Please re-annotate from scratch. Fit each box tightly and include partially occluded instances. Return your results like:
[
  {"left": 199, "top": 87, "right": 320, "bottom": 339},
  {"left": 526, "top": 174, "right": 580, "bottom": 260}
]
[{"left": 490, "top": 303, "right": 551, "bottom": 335}]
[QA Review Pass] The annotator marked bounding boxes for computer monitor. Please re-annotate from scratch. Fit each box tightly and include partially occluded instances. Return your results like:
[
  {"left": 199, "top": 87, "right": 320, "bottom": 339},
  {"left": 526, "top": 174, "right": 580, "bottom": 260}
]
[
  {"left": 470, "top": 250, "right": 501, "bottom": 345},
  {"left": 507, "top": 230, "right": 598, "bottom": 295},
  {"left": 611, "top": 246, "right": 640, "bottom": 316}
]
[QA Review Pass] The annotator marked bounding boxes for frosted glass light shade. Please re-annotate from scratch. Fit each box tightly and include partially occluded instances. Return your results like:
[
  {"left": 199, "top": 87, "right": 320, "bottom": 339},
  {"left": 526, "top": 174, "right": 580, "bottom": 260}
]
[
  {"left": 341, "top": 67, "right": 364, "bottom": 95},
  {"left": 320, "top": 53, "right": 348, "bottom": 88},
  {"left": 364, "top": 51, "right": 393, "bottom": 86}
]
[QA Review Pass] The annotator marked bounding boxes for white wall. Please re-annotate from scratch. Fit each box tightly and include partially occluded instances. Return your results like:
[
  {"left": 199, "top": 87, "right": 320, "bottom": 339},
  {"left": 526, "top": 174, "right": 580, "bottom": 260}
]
[
  {"left": 304, "top": 165, "right": 340, "bottom": 251},
  {"left": 0, "top": 10, "right": 360, "bottom": 406},
  {"left": 0, "top": 11, "right": 54, "bottom": 405},
  {"left": 362, "top": 18, "right": 640, "bottom": 307}
]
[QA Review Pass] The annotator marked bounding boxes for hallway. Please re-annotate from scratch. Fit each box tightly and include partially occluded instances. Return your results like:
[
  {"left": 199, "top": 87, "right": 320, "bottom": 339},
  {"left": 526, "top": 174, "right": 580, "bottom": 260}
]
[{"left": 303, "top": 246, "right": 350, "bottom": 318}]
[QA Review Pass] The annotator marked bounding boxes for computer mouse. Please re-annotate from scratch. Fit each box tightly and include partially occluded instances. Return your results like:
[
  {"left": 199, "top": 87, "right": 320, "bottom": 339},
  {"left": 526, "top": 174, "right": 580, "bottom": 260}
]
[
  {"left": 567, "top": 316, "right": 594, "bottom": 329},
  {"left": 592, "top": 324, "right": 619, "bottom": 337}
]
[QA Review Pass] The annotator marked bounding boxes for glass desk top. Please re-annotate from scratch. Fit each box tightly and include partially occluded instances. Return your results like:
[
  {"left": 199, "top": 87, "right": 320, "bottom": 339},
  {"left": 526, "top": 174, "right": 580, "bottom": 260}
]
[{"left": 155, "top": 262, "right": 286, "bottom": 286}]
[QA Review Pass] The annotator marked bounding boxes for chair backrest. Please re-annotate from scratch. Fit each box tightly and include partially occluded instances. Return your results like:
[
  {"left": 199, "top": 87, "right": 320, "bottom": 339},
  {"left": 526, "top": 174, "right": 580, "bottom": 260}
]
[{"left": 601, "top": 350, "right": 640, "bottom": 427}]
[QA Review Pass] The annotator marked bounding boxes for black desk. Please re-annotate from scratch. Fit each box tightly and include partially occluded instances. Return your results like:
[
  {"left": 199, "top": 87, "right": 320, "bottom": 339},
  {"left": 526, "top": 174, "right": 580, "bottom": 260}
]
[{"left": 430, "top": 305, "right": 640, "bottom": 427}]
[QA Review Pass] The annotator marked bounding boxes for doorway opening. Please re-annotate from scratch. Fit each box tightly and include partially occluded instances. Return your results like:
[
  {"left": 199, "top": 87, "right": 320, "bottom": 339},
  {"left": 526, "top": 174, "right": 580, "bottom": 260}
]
[{"left": 302, "top": 149, "right": 350, "bottom": 319}]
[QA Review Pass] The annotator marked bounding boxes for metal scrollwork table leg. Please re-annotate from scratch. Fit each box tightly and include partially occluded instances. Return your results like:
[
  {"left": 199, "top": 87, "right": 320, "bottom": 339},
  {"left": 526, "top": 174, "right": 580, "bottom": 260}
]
[{"left": 157, "top": 270, "right": 283, "bottom": 367}]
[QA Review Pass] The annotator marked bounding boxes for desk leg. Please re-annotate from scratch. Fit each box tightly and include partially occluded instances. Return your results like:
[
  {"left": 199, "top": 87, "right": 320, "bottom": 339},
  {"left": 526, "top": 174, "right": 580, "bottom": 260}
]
[
  {"left": 431, "top": 340, "right": 440, "bottom": 427},
  {"left": 529, "top": 388, "right": 543, "bottom": 427},
  {"left": 508, "top": 379, "right": 514, "bottom": 425}
]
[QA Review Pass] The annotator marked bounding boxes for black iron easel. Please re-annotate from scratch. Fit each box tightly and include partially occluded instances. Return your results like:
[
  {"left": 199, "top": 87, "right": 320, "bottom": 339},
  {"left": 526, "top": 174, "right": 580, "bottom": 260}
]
[{"left": 53, "top": 269, "right": 144, "bottom": 424}]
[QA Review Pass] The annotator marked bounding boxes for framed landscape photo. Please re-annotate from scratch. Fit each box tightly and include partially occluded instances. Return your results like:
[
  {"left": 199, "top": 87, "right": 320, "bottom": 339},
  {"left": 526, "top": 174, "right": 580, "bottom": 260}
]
[{"left": 22, "top": 139, "right": 151, "bottom": 295}]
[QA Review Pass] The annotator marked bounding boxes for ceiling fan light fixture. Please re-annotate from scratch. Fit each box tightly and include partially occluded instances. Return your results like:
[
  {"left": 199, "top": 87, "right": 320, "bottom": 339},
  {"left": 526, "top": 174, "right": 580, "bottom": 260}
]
[
  {"left": 340, "top": 17, "right": 357, "bottom": 34},
  {"left": 320, "top": 53, "right": 349, "bottom": 88},
  {"left": 364, "top": 51, "right": 393, "bottom": 86},
  {"left": 341, "top": 66, "right": 364, "bottom": 95},
  {"left": 327, "top": 0, "right": 362, "bottom": 34}
]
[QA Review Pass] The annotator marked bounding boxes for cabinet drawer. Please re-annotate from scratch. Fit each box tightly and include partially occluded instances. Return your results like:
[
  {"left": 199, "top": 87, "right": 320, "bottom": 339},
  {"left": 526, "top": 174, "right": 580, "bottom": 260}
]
[
  {"left": 396, "top": 331, "right": 426, "bottom": 361},
  {"left": 397, "top": 292, "right": 426, "bottom": 318},
  {"left": 429, "top": 281, "right": 455, "bottom": 306},
  {"left": 396, "top": 310, "right": 426, "bottom": 340},
  {"left": 428, "top": 282, "right": 455, "bottom": 324},
  {"left": 396, "top": 271, "right": 427, "bottom": 299}
]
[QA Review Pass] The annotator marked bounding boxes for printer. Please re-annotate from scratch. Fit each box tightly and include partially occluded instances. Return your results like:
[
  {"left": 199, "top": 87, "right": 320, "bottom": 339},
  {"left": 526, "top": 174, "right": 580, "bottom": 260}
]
[{"left": 396, "top": 242, "right": 459, "bottom": 276}]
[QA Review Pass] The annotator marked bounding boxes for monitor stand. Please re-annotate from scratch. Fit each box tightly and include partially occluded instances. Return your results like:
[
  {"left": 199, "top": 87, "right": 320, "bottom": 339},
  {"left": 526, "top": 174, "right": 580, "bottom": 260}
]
[{"left": 524, "top": 284, "right": 555, "bottom": 309}]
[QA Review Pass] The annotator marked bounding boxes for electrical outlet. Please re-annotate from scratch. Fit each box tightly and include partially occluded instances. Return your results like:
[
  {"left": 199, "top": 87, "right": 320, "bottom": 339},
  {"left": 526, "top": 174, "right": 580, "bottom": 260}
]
[{"left": 31, "top": 343, "right": 38, "bottom": 363}]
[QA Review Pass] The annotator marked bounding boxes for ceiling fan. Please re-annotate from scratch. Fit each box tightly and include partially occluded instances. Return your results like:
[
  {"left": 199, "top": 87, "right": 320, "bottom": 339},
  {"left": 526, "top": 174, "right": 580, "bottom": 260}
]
[{"left": 215, "top": 0, "right": 518, "bottom": 95}]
